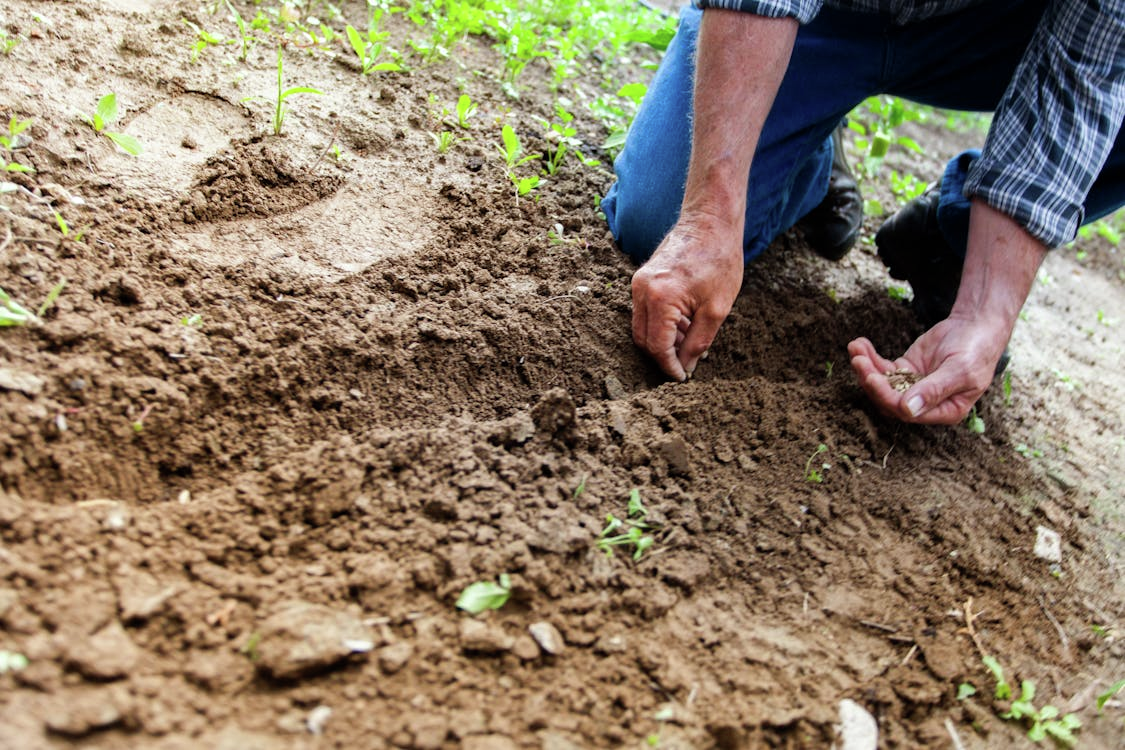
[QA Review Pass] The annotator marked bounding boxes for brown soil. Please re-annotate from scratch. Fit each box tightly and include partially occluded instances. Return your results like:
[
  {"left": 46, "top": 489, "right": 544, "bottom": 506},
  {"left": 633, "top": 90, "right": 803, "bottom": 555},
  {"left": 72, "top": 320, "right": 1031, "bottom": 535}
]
[{"left": 1, "top": 1, "right": 1123, "bottom": 748}]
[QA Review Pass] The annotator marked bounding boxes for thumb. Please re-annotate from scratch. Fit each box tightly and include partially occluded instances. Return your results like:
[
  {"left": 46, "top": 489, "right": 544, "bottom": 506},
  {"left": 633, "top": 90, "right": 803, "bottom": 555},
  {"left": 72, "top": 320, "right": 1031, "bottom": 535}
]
[{"left": 900, "top": 363, "right": 981, "bottom": 424}]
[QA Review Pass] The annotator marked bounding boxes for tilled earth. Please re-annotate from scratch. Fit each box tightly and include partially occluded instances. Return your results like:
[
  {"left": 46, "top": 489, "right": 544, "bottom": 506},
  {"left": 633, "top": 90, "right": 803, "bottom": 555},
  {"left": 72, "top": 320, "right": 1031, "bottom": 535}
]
[{"left": 1, "top": 1, "right": 1123, "bottom": 748}]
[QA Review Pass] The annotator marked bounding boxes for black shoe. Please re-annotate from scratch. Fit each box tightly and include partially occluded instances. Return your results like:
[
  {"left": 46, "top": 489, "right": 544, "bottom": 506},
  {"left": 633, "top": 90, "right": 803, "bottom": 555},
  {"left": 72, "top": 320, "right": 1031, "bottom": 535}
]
[
  {"left": 875, "top": 185, "right": 1010, "bottom": 375},
  {"left": 797, "top": 126, "right": 863, "bottom": 261}
]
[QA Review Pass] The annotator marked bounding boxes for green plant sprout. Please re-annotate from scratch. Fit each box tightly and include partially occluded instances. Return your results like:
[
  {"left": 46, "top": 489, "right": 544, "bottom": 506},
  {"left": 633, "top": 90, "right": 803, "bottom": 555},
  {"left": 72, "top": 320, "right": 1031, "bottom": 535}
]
[
  {"left": 241, "top": 631, "right": 261, "bottom": 662},
  {"left": 598, "top": 489, "right": 656, "bottom": 561},
  {"left": 0, "top": 650, "right": 29, "bottom": 673},
  {"left": 1097, "top": 679, "right": 1124, "bottom": 713},
  {"left": 0, "top": 29, "right": 20, "bottom": 55},
  {"left": 889, "top": 169, "right": 927, "bottom": 203},
  {"left": 1, "top": 116, "right": 34, "bottom": 173},
  {"left": 82, "top": 94, "right": 142, "bottom": 156},
  {"left": 824, "top": 360, "right": 834, "bottom": 378},
  {"left": 1002, "top": 370, "right": 1013, "bottom": 405},
  {"left": 1014, "top": 442, "right": 1043, "bottom": 459},
  {"left": 0, "top": 279, "right": 65, "bottom": 327},
  {"left": 431, "top": 130, "right": 461, "bottom": 154},
  {"left": 848, "top": 95, "right": 925, "bottom": 174},
  {"left": 886, "top": 284, "right": 910, "bottom": 301},
  {"left": 53, "top": 210, "right": 86, "bottom": 242},
  {"left": 966, "top": 407, "right": 985, "bottom": 434},
  {"left": 542, "top": 103, "right": 598, "bottom": 174},
  {"left": 804, "top": 443, "right": 828, "bottom": 482},
  {"left": 980, "top": 656, "right": 1082, "bottom": 745},
  {"left": 223, "top": 0, "right": 255, "bottom": 61},
  {"left": 455, "top": 94, "right": 478, "bottom": 129},
  {"left": 345, "top": 21, "right": 401, "bottom": 74},
  {"left": 497, "top": 123, "right": 539, "bottom": 170},
  {"left": 956, "top": 683, "right": 977, "bottom": 700},
  {"left": 456, "top": 574, "right": 511, "bottom": 614},
  {"left": 181, "top": 313, "right": 203, "bottom": 327},
  {"left": 182, "top": 18, "right": 230, "bottom": 61},
  {"left": 573, "top": 474, "right": 587, "bottom": 499},
  {"left": 245, "top": 48, "right": 323, "bottom": 136}
]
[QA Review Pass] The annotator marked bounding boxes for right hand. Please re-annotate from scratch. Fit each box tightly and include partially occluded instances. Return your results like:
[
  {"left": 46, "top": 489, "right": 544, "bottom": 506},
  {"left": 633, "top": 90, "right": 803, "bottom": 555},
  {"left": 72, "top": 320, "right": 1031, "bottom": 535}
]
[{"left": 630, "top": 218, "right": 745, "bottom": 381}]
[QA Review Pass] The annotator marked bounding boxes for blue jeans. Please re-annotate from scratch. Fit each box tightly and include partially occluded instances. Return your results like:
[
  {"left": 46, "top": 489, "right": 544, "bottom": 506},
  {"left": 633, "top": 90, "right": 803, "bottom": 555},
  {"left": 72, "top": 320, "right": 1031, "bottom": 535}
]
[{"left": 602, "top": 1, "right": 1125, "bottom": 264}]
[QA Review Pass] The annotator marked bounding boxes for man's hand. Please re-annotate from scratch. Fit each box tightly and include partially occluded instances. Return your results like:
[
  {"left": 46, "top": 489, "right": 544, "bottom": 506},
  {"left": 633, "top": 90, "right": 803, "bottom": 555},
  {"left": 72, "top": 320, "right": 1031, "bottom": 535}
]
[
  {"left": 851, "top": 199, "right": 1047, "bottom": 424},
  {"left": 632, "top": 219, "right": 745, "bottom": 380},
  {"left": 848, "top": 312, "right": 1008, "bottom": 424}
]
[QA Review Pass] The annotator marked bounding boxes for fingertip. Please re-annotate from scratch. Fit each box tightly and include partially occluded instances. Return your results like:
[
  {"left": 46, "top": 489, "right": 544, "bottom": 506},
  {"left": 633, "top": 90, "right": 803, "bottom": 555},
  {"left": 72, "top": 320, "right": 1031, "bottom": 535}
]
[{"left": 906, "top": 393, "right": 925, "bottom": 417}]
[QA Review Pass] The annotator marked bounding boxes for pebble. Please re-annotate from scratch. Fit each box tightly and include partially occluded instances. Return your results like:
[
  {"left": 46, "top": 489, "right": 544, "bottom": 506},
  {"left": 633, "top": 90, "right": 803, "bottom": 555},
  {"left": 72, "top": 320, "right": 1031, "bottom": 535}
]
[
  {"left": 528, "top": 621, "right": 565, "bottom": 655},
  {"left": 511, "top": 635, "right": 539, "bottom": 661},
  {"left": 306, "top": 705, "right": 332, "bottom": 735},
  {"left": 603, "top": 375, "right": 625, "bottom": 400},
  {"left": 0, "top": 367, "right": 45, "bottom": 396},
  {"left": 836, "top": 699, "right": 878, "bottom": 750},
  {"left": 255, "top": 601, "right": 376, "bottom": 679},
  {"left": 378, "top": 641, "right": 413, "bottom": 674},
  {"left": 44, "top": 686, "right": 130, "bottom": 736},
  {"left": 1034, "top": 525, "right": 1062, "bottom": 563},
  {"left": 458, "top": 619, "right": 512, "bottom": 654},
  {"left": 66, "top": 622, "right": 141, "bottom": 680}
]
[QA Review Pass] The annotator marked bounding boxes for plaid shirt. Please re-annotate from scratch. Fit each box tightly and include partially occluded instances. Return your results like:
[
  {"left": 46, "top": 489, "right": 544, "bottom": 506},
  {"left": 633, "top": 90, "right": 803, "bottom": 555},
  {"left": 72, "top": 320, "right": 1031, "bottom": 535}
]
[{"left": 694, "top": 0, "right": 1125, "bottom": 247}]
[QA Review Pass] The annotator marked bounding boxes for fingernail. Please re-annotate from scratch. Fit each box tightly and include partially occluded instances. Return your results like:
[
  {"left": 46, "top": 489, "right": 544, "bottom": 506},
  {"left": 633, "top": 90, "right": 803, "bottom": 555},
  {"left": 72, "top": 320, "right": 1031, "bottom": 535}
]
[{"left": 906, "top": 395, "right": 924, "bottom": 417}]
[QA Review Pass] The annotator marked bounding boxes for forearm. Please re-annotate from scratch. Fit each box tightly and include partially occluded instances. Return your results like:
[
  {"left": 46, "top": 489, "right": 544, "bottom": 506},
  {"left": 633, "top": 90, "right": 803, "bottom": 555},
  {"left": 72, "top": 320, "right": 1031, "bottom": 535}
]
[
  {"left": 950, "top": 199, "right": 1048, "bottom": 338},
  {"left": 681, "top": 10, "right": 797, "bottom": 232}
]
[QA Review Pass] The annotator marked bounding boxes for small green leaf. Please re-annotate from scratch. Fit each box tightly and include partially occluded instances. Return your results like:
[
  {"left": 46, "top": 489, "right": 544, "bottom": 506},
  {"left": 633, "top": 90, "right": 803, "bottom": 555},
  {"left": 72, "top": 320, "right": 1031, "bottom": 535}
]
[
  {"left": 956, "top": 682, "right": 977, "bottom": 700},
  {"left": 1098, "top": 678, "right": 1125, "bottom": 712},
  {"left": 0, "top": 650, "right": 29, "bottom": 673},
  {"left": 456, "top": 577, "right": 511, "bottom": 614},
  {"left": 36, "top": 278, "right": 66, "bottom": 318},
  {"left": 96, "top": 93, "right": 118, "bottom": 127},
  {"left": 345, "top": 25, "right": 366, "bottom": 63},
  {"left": 105, "top": 131, "right": 142, "bottom": 156},
  {"left": 627, "top": 488, "right": 647, "bottom": 518},
  {"left": 280, "top": 86, "right": 323, "bottom": 100}
]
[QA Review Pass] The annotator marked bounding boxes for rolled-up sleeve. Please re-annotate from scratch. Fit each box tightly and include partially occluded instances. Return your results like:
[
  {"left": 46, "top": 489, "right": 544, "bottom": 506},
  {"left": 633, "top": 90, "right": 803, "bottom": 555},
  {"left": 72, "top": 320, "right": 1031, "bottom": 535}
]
[
  {"left": 964, "top": 0, "right": 1125, "bottom": 248},
  {"left": 693, "top": 0, "right": 824, "bottom": 24}
]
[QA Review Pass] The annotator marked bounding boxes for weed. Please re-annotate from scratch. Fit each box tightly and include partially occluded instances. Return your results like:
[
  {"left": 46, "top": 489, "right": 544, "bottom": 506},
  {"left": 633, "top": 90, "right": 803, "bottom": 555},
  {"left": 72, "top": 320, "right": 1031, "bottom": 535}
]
[
  {"left": 456, "top": 573, "right": 511, "bottom": 614},
  {"left": 598, "top": 489, "right": 656, "bottom": 561},
  {"left": 431, "top": 130, "right": 462, "bottom": 154},
  {"left": 1002, "top": 370, "right": 1013, "bottom": 406},
  {"left": 0, "top": 116, "right": 34, "bottom": 173},
  {"left": 223, "top": 0, "right": 255, "bottom": 61},
  {"left": 804, "top": 443, "right": 828, "bottom": 483},
  {"left": 82, "top": 94, "right": 143, "bottom": 156},
  {"left": 244, "top": 48, "right": 323, "bottom": 136},
  {"left": 1002, "top": 680, "right": 1082, "bottom": 746},
  {"left": 0, "top": 650, "right": 29, "bottom": 673},
  {"left": 0, "top": 29, "right": 20, "bottom": 55},
  {"left": 965, "top": 407, "right": 985, "bottom": 434},
  {"left": 455, "top": 93, "right": 478, "bottom": 129},
  {"left": 886, "top": 284, "right": 910, "bottom": 301},
  {"left": 573, "top": 474, "right": 587, "bottom": 499},
  {"left": 240, "top": 631, "right": 262, "bottom": 662},
  {"left": 345, "top": 22, "right": 401, "bottom": 74},
  {"left": 183, "top": 18, "right": 230, "bottom": 61},
  {"left": 1097, "top": 679, "right": 1124, "bottom": 712}
]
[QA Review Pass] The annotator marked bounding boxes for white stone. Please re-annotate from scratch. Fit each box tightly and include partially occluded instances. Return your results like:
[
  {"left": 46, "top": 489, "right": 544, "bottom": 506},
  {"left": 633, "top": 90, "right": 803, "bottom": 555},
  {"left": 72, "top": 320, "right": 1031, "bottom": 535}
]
[
  {"left": 835, "top": 699, "right": 877, "bottom": 750},
  {"left": 1034, "top": 526, "right": 1062, "bottom": 563}
]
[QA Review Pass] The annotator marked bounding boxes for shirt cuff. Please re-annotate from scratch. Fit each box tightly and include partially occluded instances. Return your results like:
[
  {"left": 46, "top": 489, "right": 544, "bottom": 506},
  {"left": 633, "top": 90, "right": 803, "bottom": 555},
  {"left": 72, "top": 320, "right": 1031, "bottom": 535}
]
[
  {"left": 963, "top": 159, "right": 1083, "bottom": 249},
  {"left": 692, "top": 0, "right": 822, "bottom": 24}
]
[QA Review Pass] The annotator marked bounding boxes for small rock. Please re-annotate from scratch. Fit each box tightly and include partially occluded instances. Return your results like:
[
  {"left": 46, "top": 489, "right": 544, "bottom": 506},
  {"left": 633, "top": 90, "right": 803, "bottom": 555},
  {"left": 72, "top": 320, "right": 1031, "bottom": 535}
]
[
  {"left": 0, "top": 587, "right": 18, "bottom": 618},
  {"left": 377, "top": 641, "right": 413, "bottom": 674},
  {"left": 1034, "top": 526, "right": 1062, "bottom": 563},
  {"left": 255, "top": 601, "right": 375, "bottom": 680},
  {"left": 116, "top": 571, "right": 180, "bottom": 622},
  {"left": 603, "top": 375, "right": 626, "bottom": 400},
  {"left": 657, "top": 436, "right": 690, "bottom": 475},
  {"left": 593, "top": 634, "right": 627, "bottom": 655},
  {"left": 407, "top": 715, "right": 449, "bottom": 750},
  {"left": 459, "top": 619, "right": 512, "bottom": 654},
  {"left": 462, "top": 735, "right": 520, "bottom": 750},
  {"left": 836, "top": 699, "right": 878, "bottom": 750},
  {"left": 0, "top": 367, "right": 45, "bottom": 396},
  {"left": 511, "top": 634, "right": 539, "bottom": 661},
  {"left": 44, "top": 687, "right": 129, "bottom": 736},
  {"left": 66, "top": 622, "right": 141, "bottom": 680},
  {"left": 306, "top": 705, "right": 332, "bottom": 735},
  {"left": 528, "top": 622, "right": 565, "bottom": 655},
  {"left": 1046, "top": 469, "right": 1077, "bottom": 491}
]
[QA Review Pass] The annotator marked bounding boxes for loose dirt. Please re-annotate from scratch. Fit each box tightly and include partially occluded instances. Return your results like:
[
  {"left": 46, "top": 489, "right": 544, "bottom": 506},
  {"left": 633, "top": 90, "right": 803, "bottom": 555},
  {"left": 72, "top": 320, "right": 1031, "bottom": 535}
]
[{"left": 1, "top": 1, "right": 1123, "bottom": 748}]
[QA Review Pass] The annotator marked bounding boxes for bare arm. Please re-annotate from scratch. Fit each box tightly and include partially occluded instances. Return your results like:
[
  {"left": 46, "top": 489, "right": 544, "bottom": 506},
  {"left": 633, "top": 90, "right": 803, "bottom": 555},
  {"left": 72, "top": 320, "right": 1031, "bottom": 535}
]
[
  {"left": 850, "top": 199, "right": 1048, "bottom": 423},
  {"left": 631, "top": 9, "right": 798, "bottom": 380}
]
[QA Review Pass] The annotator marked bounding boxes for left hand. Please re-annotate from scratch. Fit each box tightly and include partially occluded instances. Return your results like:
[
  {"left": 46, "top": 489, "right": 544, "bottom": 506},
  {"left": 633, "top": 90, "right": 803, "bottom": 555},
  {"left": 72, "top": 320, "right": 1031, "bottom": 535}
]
[{"left": 848, "top": 312, "right": 1009, "bottom": 424}]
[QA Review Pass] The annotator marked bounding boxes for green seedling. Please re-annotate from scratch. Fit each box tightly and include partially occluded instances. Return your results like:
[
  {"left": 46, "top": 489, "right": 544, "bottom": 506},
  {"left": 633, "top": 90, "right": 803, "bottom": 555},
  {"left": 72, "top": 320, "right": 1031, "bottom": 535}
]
[
  {"left": 983, "top": 655, "right": 1011, "bottom": 699},
  {"left": 0, "top": 650, "right": 29, "bottom": 673},
  {"left": 82, "top": 94, "right": 142, "bottom": 156},
  {"left": 455, "top": 94, "right": 478, "bottom": 129},
  {"left": 598, "top": 489, "right": 656, "bottom": 561},
  {"left": 182, "top": 18, "right": 230, "bottom": 61},
  {"left": 966, "top": 407, "right": 985, "bottom": 434},
  {"left": 804, "top": 443, "right": 828, "bottom": 483},
  {"left": 824, "top": 360, "right": 834, "bottom": 378},
  {"left": 244, "top": 48, "right": 323, "bottom": 136},
  {"left": 848, "top": 96, "right": 924, "bottom": 175},
  {"left": 240, "top": 631, "right": 261, "bottom": 662},
  {"left": 456, "top": 573, "right": 511, "bottom": 614},
  {"left": 53, "top": 211, "right": 86, "bottom": 242},
  {"left": 1014, "top": 442, "right": 1043, "bottom": 459},
  {"left": 1, "top": 116, "right": 34, "bottom": 173},
  {"left": 887, "top": 284, "right": 910, "bottom": 301},
  {"left": 1097, "top": 678, "right": 1124, "bottom": 713},
  {"left": 573, "top": 474, "right": 587, "bottom": 499},
  {"left": 431, "top": 130, "right": 460, "bottom": 154},
  {"left": 496, "top": 124, "right": 539, "bottom": 169},
  {"left": 956, "top": 682, "right": 977, "bottom": 700},
  {"left": 0, "top": 29, "right": 20, "bottom": 55},
  {"left": 0, "top": 287, "right": 35, "bottom": 326},
  {"left": 223, "top": 0, "right": 255, "bottom": 61},
  {"left": 1000, "top": 679, "right": 1082, "bottom": 746},
  {"left": 889, "top": 169, "right": 927, "bottom": 203},
  {"left": 37, "top": 279, "right": 66, "bottom": 318},
  {"left": 1002, "top": 370, "right": 1013, "bottom": 406},
  {"left": 345, "top": 24, "right": 401, "bottom": 74},
  {"left": 181, "top": 313, "right": 203, "bottom": 327},
  {"left": 512, "top": 173, "right": 540, "bottom": 198}
]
